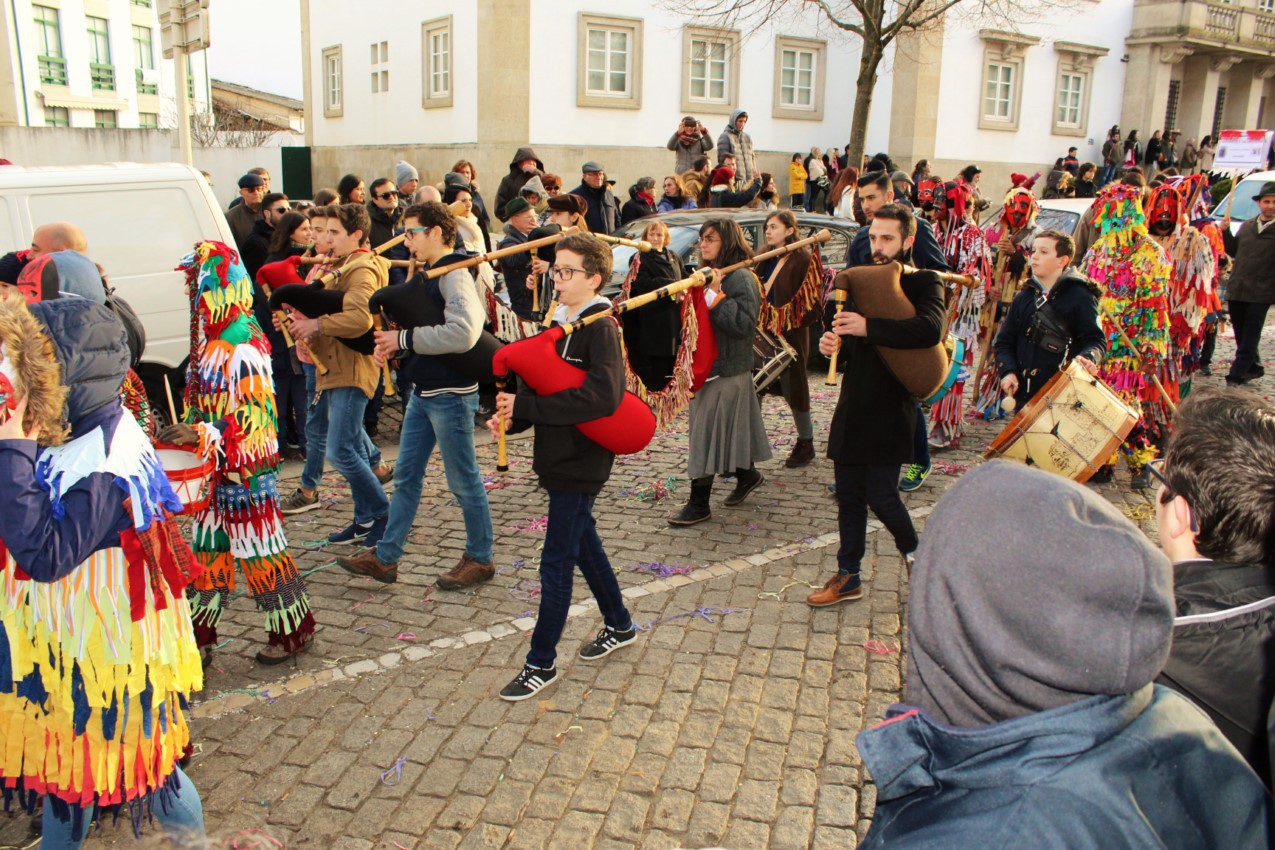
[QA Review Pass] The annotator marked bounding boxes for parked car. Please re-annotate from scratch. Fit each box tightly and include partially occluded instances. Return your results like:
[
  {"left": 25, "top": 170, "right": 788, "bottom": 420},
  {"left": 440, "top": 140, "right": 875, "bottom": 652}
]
[
  {"left": 980, "top": 197, "right": 1093, "bottom": 241},
  {"left": 0, "top": 162, "right": 239, "bottom": 420},
  {"left": 1210, "top": 170, "right": 1274, "bottom": 236},
  {"left": 605, "top": 208, "right": 858, "bottom": 295}
]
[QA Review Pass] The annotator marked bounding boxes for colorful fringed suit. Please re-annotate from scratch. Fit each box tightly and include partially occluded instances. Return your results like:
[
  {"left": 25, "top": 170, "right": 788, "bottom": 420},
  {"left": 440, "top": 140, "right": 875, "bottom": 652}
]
[
  {"left": 929, "top": 189, "right": 992, "bottom": 448},
  {"left": 1079, "top": 184, "right": 1173, "bottom": 469},
  {"left": 179, "top": 242, "right": 315, "bottom": 652},
  {"left": 0, "top": 299, "right": 202, "bottom": 838}
]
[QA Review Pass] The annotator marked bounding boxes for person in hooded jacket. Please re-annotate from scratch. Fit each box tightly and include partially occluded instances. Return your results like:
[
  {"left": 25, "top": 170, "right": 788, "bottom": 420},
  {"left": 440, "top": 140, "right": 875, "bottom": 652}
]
[
  {"left": 994, "top": 229, "right": 1105, "bottom": 409},
  {"left": 621, "top": 177, "right": 657, "bottom": 225},
  {"left": 494, "top": 147, "right": 545, "bottom": 224},
  {"left": 857, "top": 460, "right": 1271, "bottom": 850},
  {"left": 716, "top": 109, "right": 756, "bottom": 185},
  {"left": 1154, "top": 387, "right": 1275, "bottom": 789}
]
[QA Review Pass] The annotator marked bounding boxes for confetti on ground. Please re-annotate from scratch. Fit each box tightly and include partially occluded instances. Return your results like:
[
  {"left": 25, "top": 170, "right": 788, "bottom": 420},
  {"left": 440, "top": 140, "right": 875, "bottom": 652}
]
[
  {"left": 629, "top": 562, "right": 693, "bottom": 578},
  {"left": 509, "top": 577, "right": 542, "bottom": 602},
  {"left": 503, "top": 516, "right": 549, "bottom": 533},
  {"left": 353, "top": 623, "right": 392, "bottom": 634},
  {"left": 863, "top": 639, "right": 899, "bottom": 655},
  {"left": 933, "top": 461, "right": 971, "bottom": 475},
  {"left": 380, "top": 756, "right": 407, "bottom": 786},
  {"left": 635, "top": 606, "right": 741, "bottom": 631},
  {"left": 757, "top": 579, "right": 824, "bottom": 600}
]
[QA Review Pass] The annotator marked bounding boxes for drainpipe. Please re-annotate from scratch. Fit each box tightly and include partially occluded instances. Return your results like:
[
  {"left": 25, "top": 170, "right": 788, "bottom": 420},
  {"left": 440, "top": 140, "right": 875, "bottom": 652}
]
[{"left": 9, "top": 0, "right": 32, "bottom": 125}]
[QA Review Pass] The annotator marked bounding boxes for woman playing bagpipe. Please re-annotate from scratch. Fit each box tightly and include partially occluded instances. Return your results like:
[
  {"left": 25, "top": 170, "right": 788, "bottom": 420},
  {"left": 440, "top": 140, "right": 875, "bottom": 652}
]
[
  {"left": 619, "top": 219, "right": 684, "bottom": 392},
  {"left": 157, "top": 242, "right": 316, "bottom": 666},
  {"left": 0, "top": 293, "right": 205, "bottom": 848},
  {"left": 756, "top": 209, "right": 822, "bottom": 467},
  {"left": 668, "top": 218, "right": 772, "bottom": 526}
]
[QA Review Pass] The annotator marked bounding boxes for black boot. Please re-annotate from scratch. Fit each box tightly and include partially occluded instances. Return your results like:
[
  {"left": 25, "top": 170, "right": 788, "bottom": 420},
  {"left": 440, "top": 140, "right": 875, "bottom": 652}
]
[
  {"left": 724, "top": 467, "right": 764, "bottom": 506},
  {"left": 669, "top": 477, "right": 713, "bottom": 526},
  {"left": 785, "top": 438, "right": 815, "bottom": 468}
]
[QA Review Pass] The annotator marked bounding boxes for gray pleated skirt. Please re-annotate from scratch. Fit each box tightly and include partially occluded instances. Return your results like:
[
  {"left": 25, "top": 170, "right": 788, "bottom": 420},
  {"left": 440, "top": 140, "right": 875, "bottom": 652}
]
[{"left": 687, "top": 372, "right": 773, "bottom": 479}]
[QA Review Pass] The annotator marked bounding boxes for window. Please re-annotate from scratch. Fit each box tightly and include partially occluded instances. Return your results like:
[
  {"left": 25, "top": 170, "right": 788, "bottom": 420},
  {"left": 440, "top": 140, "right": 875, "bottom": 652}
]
[
  {"left": 1213, "top": 87, "right": 1227, "bottom": 139},
  {"left": 773, "top": 36, "right": 827, "bottom": 120},
  {"left": 680, "top": 26, "right": 739, "bottom": 114},
  {"left": 576, "top": 13, "right": 642, "bottom": 109},
  {"left": 138, "top": 111, "right": 158, "bottom": 129},
  {"left": 1165, "top": 80, "right": 1181, "bottom": 132},
  {"left": 45, "top": 106, "right": 68, "bottom": 127},
  {"left": 978, "top": 30, "right": 1038, "bottom": 131},
  {"left": 421, "top": 16, "right": 452, "bottom": 108},
  {"left": 1051, "top": 43, "right": 1105, "bottom": 136},
  {"left": 370, "top": 40, "right": 388, "bottom": 94},
  {"left": 1262, "top": 0, "right": 1275, "bottom": 12},
  {"left": 87, "top": 16, "right": 115, "bottom": 90},
  {"left": 322, "top": 45, "right": 343, "bottom": 117},
  {"left": 94, "top": 109, "right": 118, "bottom": 128},
  {"left": 33, "top": 5, "right": 66, "bottom": 86},
  {"left": 1056, "top": 73, "right": 1083, "bottom": 127},
  {"left": 132, "top": 0, "right": 152, "bottom": 6},
  {"left": 133, "top": 26, "right": 157, "bottom": 95}
]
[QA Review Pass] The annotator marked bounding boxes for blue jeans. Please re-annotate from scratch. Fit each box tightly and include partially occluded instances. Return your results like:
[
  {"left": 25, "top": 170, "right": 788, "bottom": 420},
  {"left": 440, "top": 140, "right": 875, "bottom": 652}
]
[
  {"left": 301, "top": 363, "right": 381, "bottom": 491},
  {"left": 377, "top": 391, "right": 493, "bottom": 565},
  {"left": 912, "top": 405, "right": 931, "bottom": 467},
  {"left": 1100, "top": 163, "right": 1118, "bottom": 186},
  {"left": 324, "top": 386, "right": 388, "bottom": 524},
  {"left": 835, "top": 463, "right": 919, "bottom": 576},
  {"left": 527, "top": 490, "right": 633, "bottom": 669},
  {"left": 41, "top": 766, "right": 204, "bottom": 849}
]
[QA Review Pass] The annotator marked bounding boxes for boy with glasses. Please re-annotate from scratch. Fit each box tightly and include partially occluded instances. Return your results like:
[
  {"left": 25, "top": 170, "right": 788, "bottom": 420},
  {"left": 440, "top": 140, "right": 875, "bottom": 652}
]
[
  {"left": 486, "top": 233, "right": 636, "bottom": 700},
  {"left": 1152, "top": 387, "right": 1275, "bottom": 786},
  {"left": 337, "top": 202, "right": 495, "bottom": 588}
]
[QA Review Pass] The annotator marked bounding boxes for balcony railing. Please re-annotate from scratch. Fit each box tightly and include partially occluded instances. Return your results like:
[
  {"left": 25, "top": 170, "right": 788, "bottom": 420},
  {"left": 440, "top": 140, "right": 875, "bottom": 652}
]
[
  {"left": 1133, "top": 0, "right": 1275, "bottom": 52},
  {"left": 38, "top": 54, "right": 66, "bottom": 85},
  {"left": 90, "top": 62, "right": 115, "bottom": 90},
  {"left": 1206, "top": 3, "right": 1239, "bottom": 36},
  {"left": 136, "top": 68, "right": 157, "bottom": 94}
]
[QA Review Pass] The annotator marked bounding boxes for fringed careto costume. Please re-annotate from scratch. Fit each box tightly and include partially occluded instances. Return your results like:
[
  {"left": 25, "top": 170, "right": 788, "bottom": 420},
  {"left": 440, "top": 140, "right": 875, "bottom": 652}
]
[
  {"left": 1079, "top": 184, "right": 1173, "bottom": 469},
  {"left": 0, "top": 296, "right": 202, "bottom": 838},
  {"left": 973, "top": 188, "right": 1039, "bottom": 417},
  {"left": 178, "top": 242, "right": 315, "bottom": 652},
  {"left": 929, "top": 182, "right": 992, "bottom": 447}
]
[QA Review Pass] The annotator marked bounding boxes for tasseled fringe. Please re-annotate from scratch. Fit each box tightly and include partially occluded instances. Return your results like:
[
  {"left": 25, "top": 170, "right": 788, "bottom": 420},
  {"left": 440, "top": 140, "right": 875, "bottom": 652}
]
[
  {"left": 620, "top": 291, "right": 702, "bottom": 429},
  {"left": 759, "top": 253, "right": 824, "bottom": 336}
]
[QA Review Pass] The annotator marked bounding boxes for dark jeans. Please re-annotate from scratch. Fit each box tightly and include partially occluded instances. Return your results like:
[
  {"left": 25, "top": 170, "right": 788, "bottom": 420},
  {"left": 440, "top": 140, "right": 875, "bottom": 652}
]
[
  {"left": 527, "top": 490, "right": 633, "bottom": 669},
  {"left": 835, "top": 463, "right": 919, "bottom": 576},
  {"left": 1099, "top": 163, "right": 1118, "bottom": 186},
  {"left": 1227, "top": 300, "right": 1270, "bottom": 382},
  {"left": 1200, "top": 324, "right": 1218, "bottom": 369},
  {"left": 912, "top": 405, "right": 931, "bottom": 467},
  {"left": 274, "top": 358, "right": 307, "bottom": 449}
]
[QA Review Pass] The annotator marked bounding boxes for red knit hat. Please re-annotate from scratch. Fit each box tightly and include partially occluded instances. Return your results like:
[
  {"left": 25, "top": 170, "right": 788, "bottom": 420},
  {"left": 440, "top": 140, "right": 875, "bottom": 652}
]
[{"left": 711, "top": 166, "right": 735, "bottom": 187}]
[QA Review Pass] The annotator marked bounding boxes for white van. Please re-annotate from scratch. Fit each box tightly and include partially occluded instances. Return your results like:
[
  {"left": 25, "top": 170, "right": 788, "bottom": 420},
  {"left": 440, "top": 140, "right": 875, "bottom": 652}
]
[{"left": 0, "top": 162, "right": 236, "bottom": 409}]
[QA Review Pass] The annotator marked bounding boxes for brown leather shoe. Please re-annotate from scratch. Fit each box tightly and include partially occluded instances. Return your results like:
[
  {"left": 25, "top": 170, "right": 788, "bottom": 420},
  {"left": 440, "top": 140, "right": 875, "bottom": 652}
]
[
  {"left": 785, "top": 438, "right": 815, "bottom": 468},
  {"left": 337, "top": 549, "right": 399, "bottom": 584},
  {"left": 805, "top": 573, "right": 864, "bottom": 607},
  {"left": 437, "top": 552, "right": 495, "bottom": 590}
]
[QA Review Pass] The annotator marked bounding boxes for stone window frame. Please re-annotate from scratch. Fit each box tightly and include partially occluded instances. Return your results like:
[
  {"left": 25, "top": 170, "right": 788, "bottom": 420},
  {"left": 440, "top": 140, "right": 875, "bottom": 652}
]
[
  {"left": 576, "top": 12, "right": 643, "bottom": 110},
  {"left": 1052, "top": 42, "right": 1108, "bottom": 137},
  {"left": 422, "top": 15, "right": 453, "bottom": 109},
  {"left": 681, "top": 25, "right": 739, "bottom": 115},
  {"left": 322, "top": 45, "right": 343, "bottom": 118},
  {"left": 772, "top": 35, "right": 827, "bottom": 121},
  {"left": 978, "top": 30, "right": 1040, "bottom": 132}
]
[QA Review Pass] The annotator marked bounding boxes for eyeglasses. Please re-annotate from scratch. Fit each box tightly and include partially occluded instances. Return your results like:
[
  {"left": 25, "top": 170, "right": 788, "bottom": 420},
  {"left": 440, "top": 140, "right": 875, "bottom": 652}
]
[
  {"left": 375, "top": 192, "right": 397, "bottom": 201},
  {"left": 552, "top": 266, "right": 589, "bottom": 281},
  {"left": 405, "top": 226, "right": 431, "bottom": 235},
  {"left": 1146, "top": 459, "right": 1168, "bottom": 493}
]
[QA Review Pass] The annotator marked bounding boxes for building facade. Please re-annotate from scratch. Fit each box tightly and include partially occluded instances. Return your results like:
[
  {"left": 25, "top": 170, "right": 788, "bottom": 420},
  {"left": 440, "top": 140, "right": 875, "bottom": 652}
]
[
  {"left": 301, "top": 0, "right": 1273, "bottom": 204},
  {"left": 0, "top": 0, "right": 210, "bottom": 131}
]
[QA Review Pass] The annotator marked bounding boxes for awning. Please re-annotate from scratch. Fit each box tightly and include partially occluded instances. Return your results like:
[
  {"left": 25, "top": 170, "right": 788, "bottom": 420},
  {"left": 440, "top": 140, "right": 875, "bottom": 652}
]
[{"left": 38, "top": 90, "right": 128, "bottom": 111}]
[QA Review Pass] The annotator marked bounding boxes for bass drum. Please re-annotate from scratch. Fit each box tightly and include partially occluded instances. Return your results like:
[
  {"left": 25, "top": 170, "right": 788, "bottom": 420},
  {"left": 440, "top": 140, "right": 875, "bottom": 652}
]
[{"left": 923, "top": 334, "right": 965, "bottom": 405}]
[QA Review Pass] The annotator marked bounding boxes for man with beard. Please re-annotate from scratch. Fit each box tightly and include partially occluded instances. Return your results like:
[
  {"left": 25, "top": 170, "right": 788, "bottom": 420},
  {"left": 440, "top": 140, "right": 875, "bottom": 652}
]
[{"left": 807, "top": 204, "right": 945, "bottom": 606}]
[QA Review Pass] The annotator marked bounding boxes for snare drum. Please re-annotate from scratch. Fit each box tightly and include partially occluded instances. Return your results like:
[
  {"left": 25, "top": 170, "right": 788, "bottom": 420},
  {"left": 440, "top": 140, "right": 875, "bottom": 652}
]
[
  {"left": 753, "top": 328, "right": 798, "bottom": 395},
  {"left": 155, "top": 443, "right": 214, "bottom": 514}
]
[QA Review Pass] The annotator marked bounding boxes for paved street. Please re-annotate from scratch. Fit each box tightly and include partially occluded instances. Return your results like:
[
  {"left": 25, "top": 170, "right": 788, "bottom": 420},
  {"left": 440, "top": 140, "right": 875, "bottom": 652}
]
[{"left": 1, "top": 324, "right": 1269, "bottom": 849}]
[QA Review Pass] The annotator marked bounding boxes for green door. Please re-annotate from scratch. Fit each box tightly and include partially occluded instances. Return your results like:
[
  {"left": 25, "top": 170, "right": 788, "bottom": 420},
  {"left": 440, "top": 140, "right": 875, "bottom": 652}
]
[{"left": 281, "top": 146, "right": 313, "bottom": 200}]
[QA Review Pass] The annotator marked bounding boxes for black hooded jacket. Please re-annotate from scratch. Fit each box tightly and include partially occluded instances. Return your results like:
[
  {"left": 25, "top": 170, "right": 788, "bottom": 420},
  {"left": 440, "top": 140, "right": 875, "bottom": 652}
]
[
  {"left": 993, "top": 269, "right": 1106, "bottom": 405},
  {"left": 494, "top": 146, "right": 545, "bottom": 222}
]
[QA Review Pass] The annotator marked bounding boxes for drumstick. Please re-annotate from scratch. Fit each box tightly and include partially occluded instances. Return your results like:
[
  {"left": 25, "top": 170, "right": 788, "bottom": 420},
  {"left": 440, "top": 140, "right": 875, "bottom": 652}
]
[
  {"left": 826, "top": 289, "right": 847, "bottom": 386},
  {"left": 163, "top": 374, "right": 179, "bottom": 424},
  {"left": 1100, "top": 306, "right": 1177, "bottom": 415},
  {"left": 495, "top": 377, "right": 509, "bottom": 473}
]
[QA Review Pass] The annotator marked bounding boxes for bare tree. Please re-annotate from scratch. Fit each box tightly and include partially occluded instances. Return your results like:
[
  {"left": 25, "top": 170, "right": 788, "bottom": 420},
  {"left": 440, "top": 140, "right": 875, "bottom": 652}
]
[
  {"left": 163, "top": 97, "right": 278, "bottom": 148},
  {"left": 668, "top": 0, "right": 1068, "bottom": 169}
]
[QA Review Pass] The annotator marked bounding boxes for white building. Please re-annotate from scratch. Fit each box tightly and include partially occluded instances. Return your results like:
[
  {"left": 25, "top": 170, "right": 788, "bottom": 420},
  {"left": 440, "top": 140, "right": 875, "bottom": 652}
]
[
  {"left": 0, "top": 0, "right": 211, "bottom": 130},
  {"left": 301, "top": 0, "right": 1272, "bottom": 202}
]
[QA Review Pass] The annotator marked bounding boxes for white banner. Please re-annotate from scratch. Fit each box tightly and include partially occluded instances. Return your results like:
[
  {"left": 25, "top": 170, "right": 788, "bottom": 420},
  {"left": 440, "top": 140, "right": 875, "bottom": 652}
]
[{"left": 1213, "top": 129, "right": 1274, "bottom": 171}]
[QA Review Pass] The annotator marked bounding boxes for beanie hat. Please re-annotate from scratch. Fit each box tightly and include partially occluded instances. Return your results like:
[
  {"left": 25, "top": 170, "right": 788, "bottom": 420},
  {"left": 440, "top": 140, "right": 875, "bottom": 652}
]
[
  {"left": 0, "top": 249, "right": 31, "bottom": 285},
  {"left": 442, "top": 171, "right": 469, "bottom": 188},
  {"left": 905, "top": 460, "right": 1174, "bottom": 728},
  {"left": 546, "top": 193, "right": 587, "bottom": 216},
  {"left": 711, "top": 166, "right": 735, "bottom": 187},
  {"left": 395, "top": 160, "right": 419, "bottom": 188},
  {"left": 502, "top": 196, "right": 533, "bottom": 219},
  {"left": 520, "top": 175, "right": 547, "bottom": 198},
  {"left": 443, "top": 181, "right": 473, "bottom": 205},
  {"left": 1010, "top": 172, "right": 1030, "bottom": 188}
]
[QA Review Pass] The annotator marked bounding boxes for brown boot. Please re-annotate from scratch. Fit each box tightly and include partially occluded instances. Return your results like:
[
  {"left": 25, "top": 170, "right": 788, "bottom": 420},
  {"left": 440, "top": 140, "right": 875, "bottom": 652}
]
[
  {"left": 805, "top": 573, "right": 863, "bottom": 607},
  {"left": 337, "top": 549, "right": 399, "bottom": 584},
  {"left": 437, "top": 552, "right": 495, "bottom": 590},
  {"left": 785, "top": 438, "right": 815, "bottom": 468}
]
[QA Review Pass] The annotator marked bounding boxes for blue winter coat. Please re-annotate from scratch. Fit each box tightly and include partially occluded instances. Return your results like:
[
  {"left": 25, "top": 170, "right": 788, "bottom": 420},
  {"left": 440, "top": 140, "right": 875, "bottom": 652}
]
[{"left": 857, "top": 685, "right": 1271, "bottom": 849}]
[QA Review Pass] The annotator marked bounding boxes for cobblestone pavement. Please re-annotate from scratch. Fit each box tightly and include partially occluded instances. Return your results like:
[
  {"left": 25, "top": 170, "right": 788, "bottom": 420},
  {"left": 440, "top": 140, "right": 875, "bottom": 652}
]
[{"left": 1, "top": 325, "right": 1269, "bottom": 849}]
